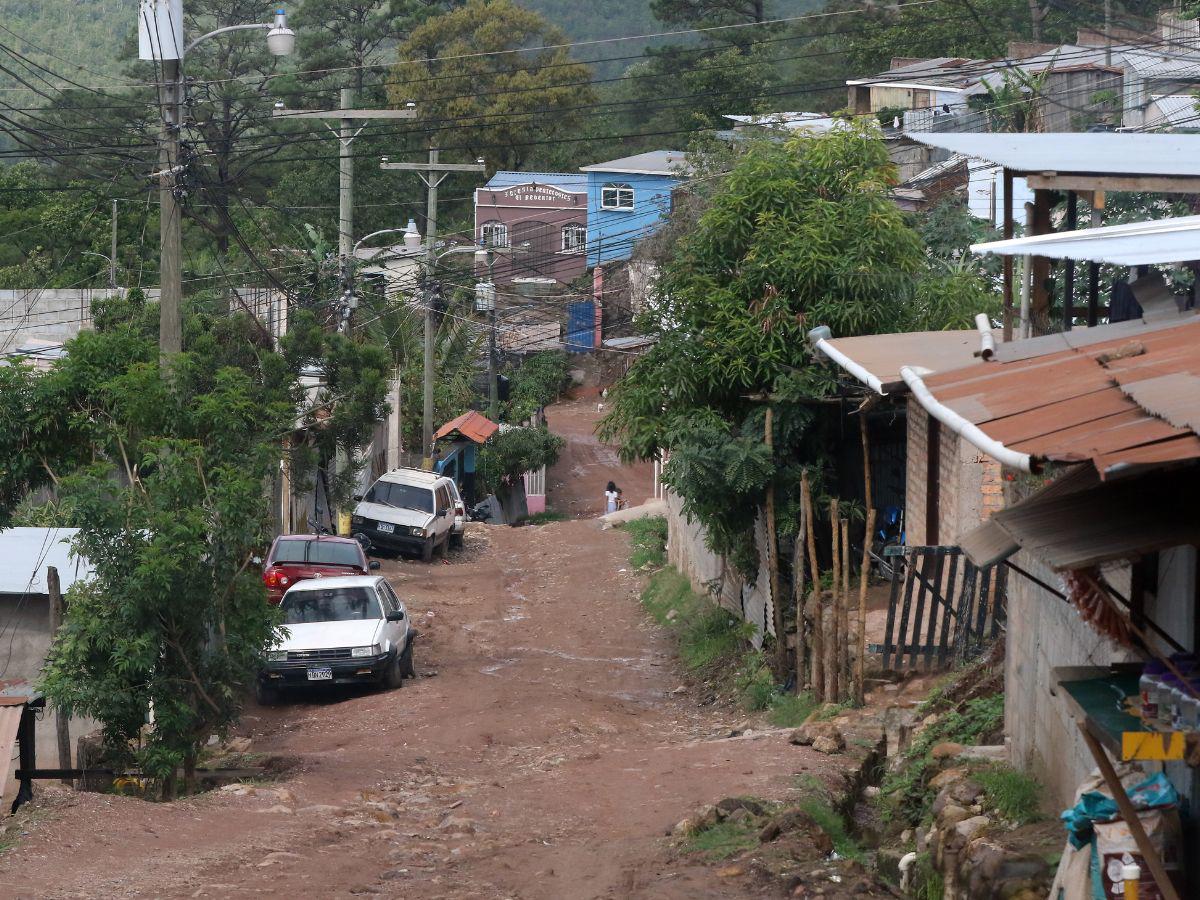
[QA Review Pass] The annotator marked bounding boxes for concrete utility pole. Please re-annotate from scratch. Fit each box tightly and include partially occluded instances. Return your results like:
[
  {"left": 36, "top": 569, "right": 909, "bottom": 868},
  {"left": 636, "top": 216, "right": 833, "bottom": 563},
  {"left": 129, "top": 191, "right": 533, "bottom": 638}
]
[
  {"left": 110, "top": 199, "right": 119, "bottom": 290},
  {"left": 273, "top": 95, "right": 415, "bottom": 331},
  {"left": 140, "top": 1, "right": 295, "bottom": 367},
  {"left": 381, "top": 148, "right": 485, "bottom": 461}
]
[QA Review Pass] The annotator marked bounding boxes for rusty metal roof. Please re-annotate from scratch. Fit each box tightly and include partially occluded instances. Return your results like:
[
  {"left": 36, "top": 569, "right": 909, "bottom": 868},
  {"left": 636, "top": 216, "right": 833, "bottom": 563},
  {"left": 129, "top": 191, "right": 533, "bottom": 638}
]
[
  {"left": 923, "top": 317, "right": 1200, "bottom": 477},
  {"left": 815, "top": 329, "right": 994, "bottom": 393},
  {"left": 434, "top": 410, "right": 499, "bottom": 444}
]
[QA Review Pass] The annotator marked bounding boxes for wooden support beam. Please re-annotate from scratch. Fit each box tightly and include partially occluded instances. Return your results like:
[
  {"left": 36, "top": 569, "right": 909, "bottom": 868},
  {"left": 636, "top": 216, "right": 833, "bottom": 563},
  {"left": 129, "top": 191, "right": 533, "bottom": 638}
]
[
  {"left": 764, "top": 407, "right": 786, "bottom": 681},
  {"left": 1063, "top": 191, "right": 1077, "bottom": 332},
  {"left": 1002, "top": 169, "right": 1014, "bottom": 342},
  {"left": 1030, "top": 188, "right": 1053, "bottom": 334},
  {"left": 856, "top": 508, "right": 876, "bottom": 706},
  {"left": 801, "top": 472, "right": 822, "bottom": 701},
  {"left": 1024, "top": 173, "right": 1200, "bottom": 194},
  {"left": 47, "top": 567, "right": 71, "bottom": 786}
]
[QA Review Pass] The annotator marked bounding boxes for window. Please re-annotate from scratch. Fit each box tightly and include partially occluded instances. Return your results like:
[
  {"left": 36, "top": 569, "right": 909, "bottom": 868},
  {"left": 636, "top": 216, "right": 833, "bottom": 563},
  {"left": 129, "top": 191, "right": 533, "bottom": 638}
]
[
  {"left": 481, "top": 221, "right": 509, "bottom": 247},
  {"left": 271, "top": 538, "right": 362, "bottom": 568},
  {"left": 561, "top": 223, "right": 586, "bottom": 253},
  {"left": 281, "top": 587, "right": 381, "bottom": 625},
  {"left": 364, "top": 480, "right": 434, "bottom": 513},
  {"left": 600, "top": 183, "right": 634, "bottom": 210}
]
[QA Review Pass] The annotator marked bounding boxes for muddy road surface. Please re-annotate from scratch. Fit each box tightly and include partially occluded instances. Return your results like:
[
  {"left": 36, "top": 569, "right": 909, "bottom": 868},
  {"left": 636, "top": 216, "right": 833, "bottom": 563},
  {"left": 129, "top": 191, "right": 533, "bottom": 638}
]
[{"left": 1, "top": 522, "right": 817, "bottom": 899}]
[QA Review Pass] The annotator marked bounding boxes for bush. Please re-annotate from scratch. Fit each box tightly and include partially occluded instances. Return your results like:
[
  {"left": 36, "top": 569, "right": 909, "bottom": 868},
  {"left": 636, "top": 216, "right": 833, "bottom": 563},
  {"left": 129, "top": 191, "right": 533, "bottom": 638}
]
[
  {"left": 974, "top": 764, "right": 1043, "bottom": 825},
  {"left": 641, "top": 568, "right": 751, "bottom": 672},
  {"left": 622, "top": 515, "right": 667, "bottom": 568},
  {"left": 505, "top": 351, "right": 572, "bottom": 422}
]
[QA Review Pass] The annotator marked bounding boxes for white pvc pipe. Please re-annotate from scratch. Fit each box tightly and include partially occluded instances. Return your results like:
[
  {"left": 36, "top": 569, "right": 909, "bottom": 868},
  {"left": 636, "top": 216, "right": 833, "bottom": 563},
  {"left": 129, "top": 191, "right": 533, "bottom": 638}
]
[
  {"left": 974, "top": 313, "right": 995, "bottom": 359},
  {"left": 900, "top": 365, "right": 1033, "bottom": 473},
  {"left": 899, "top": 852, "right": 919, "bottom": 892},
  {"left": 812, "top": 337, "right": 886, "bottom": 395}
]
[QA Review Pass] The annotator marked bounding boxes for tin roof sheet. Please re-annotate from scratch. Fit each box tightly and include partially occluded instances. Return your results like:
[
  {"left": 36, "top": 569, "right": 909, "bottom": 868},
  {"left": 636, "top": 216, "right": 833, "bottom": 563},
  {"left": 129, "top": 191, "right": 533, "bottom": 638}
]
[
  {"left": 908, "top": 132, "right": 1200, "bottom": 177},
  {"left": 922, "top": 317, "right": 1200, "bottom": 476},
  {"left": 816, "top": 329, "right": 994, "bottom": 393},
  {"left": 580, "top": 150, "right": 690, "bottom": 176},
  {"left": 970, "top": 214, "right": 1200, "bottom": 266},
  {"left": 433, "top": 410, "right": 498, "bottom": 444},
  {"left": 483, "top": 171, "right": 587, "bottom": 190}
]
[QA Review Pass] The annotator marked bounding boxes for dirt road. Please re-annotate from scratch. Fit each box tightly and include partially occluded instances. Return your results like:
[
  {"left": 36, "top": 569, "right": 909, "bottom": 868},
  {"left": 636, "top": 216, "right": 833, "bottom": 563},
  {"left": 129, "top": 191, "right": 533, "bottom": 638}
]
[
  {"left": 0, "top": 522, "right": 826, "bottom": 899},
  {"left": 545, "top": 399, "right": 654, "bottom": 518}
]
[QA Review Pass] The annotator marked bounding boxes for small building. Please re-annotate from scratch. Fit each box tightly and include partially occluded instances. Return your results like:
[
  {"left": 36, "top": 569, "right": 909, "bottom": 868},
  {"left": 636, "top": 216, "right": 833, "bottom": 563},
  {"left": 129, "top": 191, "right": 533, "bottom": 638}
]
[
  {"left": 433, "top": 410, "right": 499, "bottom": 505},
  {"left": 474, "top": 172, "right": 588, "bottom": 286},
  {"left": 580, "top": 151, "right": 690, "bottom": 268}
]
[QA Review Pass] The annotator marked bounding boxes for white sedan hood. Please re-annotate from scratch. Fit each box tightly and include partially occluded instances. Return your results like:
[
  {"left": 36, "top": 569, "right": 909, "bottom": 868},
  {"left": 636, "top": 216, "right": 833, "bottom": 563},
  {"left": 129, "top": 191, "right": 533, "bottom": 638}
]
[
  {"left": 355, "top": 501, "right": 433, "bottom": 529},
  {"left": 278, "top": 619, "right": 383, "bottom": 652}
]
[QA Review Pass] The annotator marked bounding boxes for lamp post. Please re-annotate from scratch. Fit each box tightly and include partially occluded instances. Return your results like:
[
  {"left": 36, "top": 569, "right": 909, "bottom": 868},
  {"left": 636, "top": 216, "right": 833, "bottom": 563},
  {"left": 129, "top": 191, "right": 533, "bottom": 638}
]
[{"left": 139, "top": 2, "right": 294, "bottom": 366}]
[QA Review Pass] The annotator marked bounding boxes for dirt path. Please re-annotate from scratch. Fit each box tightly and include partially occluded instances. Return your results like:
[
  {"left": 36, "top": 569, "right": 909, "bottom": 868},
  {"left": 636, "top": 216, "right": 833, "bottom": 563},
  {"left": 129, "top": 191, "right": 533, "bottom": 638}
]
[
  {"left": 544, "top": 399, "right": 654, "bottom": 518},
  {"left": 0, "top": 522, "right": 832, "bottom": 899}
]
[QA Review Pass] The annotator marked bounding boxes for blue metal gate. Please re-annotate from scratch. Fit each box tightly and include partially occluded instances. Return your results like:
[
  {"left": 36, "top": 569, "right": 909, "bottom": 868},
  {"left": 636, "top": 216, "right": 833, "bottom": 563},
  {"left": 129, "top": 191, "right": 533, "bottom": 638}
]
[{"left": 565, "top": 300, "right": 595, "bottom": 352}]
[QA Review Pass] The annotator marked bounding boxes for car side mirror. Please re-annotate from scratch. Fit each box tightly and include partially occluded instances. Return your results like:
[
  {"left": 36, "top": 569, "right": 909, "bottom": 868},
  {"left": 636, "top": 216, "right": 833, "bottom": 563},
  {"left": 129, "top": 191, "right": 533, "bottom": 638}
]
[
  {"left": 252, "top": 556, "right": 262, "bottom": 566},
  {"left": 369, "top": 560, "right": 381, "bottom": 570},
  {"left": 352, "top": 494, "right": 363, "bottom": 502},
  {"left": 386, "top": 609, "right": 405, "bottom": 622}
]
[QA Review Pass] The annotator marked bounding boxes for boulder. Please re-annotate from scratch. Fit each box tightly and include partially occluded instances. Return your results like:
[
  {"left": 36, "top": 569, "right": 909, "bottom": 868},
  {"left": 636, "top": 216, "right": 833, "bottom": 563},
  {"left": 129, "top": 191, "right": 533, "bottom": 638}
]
[
  {"left": 950, "top": 779, "right": 984, "bottom": 805},
  {"left": 716, "top": 797, "right": 768, "bottom": 817},
  {"left": 938, "top": 803, "right": 971, "bottom": 828},
  {"left": 931, "top": 741, "right": 964, "bottom": 760},
  {"left": 954, "top": 815, "right": 991, "bottom": 843},
  {"left": 929, "top": 766, "right": 970, "bottom": 791},
  {"left": 812, "top": 734, "right": 845, "bottom": 754},
  {"left": 956, "top": 744, "right": 1008, "bottom": 763},
  {"left": 759, "top": 811, "right": 834, "bottom": 855},
  {"left": 789, "top": 721, "right": 843, "bottom": 748}
]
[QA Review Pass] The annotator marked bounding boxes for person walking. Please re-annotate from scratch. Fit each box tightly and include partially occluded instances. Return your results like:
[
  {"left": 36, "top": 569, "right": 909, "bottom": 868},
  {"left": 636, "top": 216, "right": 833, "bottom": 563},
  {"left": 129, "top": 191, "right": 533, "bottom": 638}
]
[{"left": 605, "top": 481, "right": 622, "bottom": 514}]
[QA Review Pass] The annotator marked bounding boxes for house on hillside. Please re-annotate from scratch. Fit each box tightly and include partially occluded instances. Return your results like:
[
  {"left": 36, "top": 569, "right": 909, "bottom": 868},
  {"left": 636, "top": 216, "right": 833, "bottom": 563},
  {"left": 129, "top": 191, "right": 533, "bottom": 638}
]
[
  {"left": 580, "top": 150, "right": 690, "bottom": 268},
  {"left": 473, "top": 172, "right": 588, "bottom": 286}
]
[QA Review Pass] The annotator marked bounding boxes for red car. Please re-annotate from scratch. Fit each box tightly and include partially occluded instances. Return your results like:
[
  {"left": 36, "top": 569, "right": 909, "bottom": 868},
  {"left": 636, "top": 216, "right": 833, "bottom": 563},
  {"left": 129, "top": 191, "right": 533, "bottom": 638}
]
[{"left": 261, "top": 534, "right": 379, "bottom": 604}]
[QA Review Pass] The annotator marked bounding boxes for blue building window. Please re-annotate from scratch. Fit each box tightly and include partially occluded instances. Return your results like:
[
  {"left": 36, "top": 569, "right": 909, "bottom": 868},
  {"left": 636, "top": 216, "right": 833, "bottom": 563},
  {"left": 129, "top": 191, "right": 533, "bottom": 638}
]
[{"left": 600, "top": 183, "right": 634, "bottom": 210}]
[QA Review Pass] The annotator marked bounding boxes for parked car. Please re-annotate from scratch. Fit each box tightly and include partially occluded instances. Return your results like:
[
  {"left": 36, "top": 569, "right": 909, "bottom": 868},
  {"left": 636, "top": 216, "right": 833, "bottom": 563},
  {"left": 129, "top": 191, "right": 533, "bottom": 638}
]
[
  {"left": 446, "top": 478, "right": 466, "bottom": 549},
  {"left": 257, "top": 575, "right": 416, "bottom": 703},
  {"left": 351, "top": 468, "right": 459, "bottom": 561},
  {"left": 261, "top": 534, "right": 379, "bottom": 604}
]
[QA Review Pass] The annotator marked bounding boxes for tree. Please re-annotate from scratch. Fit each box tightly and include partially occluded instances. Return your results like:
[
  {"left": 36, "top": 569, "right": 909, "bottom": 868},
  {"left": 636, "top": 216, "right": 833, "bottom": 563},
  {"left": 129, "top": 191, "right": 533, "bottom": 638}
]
[
  {"left": 477, "top": 425, "right": 564, "bottom": 516},
  {"left": 389, "top": 0, "right": 595, "bottom": 170},
  {"left": 598, "top": 124, "right": 997, "bottom": 572},
  {"left": 0, "top": 294, "right": 390, "bottom": 795},
  {"left": 504, "top": 350, "right": 571, "bottom": 422}
]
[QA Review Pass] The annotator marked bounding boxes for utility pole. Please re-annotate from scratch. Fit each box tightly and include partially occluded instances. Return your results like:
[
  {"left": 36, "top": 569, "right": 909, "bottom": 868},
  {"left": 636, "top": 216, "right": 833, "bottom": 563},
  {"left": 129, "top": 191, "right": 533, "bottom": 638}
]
[
  {"left": 109, "top": 199, "right": 119, "bottom": 291},
  {"left": 381, "top": 148, "right": 485, "bottom": 461},
  {"left": 272, "top": 95, "right": 415, "bottom": 332},
  {"left": 47, "top": 566, "right": 71, "bottom": 785}
]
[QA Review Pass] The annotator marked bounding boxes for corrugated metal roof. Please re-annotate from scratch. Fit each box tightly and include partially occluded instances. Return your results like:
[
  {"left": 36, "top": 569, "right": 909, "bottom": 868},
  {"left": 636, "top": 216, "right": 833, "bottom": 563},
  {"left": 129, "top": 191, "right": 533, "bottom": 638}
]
[
  {"left": 724, "top": 112, "right": 842, "bottom": 133},
  {"left": 848, "top": 56, "right": 988, "bottom": 91},
  {"left": 434, "top": 410, "right": 498, "bottom": 444},
  {"left": 0, "top": 528, "right": 91, "bottom": 595},
  {"left": 815, "top": 329, "right": 994, "bottom": 394},
  {"left": 1147, "top": 94, "right": 1200, "bottom": 128},
  {"left": 483, "top": 171, "right": 587, "bottom": 190},
  {"left": 1122, "top": 46, "right": 1200, "bottom": 78},
  {"left": 922, "top": 317, "right": 1200, "bottom": 476},
  {"left": 580, "top": 150, "right": 690, "bottom": 176},
  {"left": 908, "top": 132, "right": 1200, "bottom": 177},
  {"left": 970, "top": 214, "right": 1200, "bottom": 265}
]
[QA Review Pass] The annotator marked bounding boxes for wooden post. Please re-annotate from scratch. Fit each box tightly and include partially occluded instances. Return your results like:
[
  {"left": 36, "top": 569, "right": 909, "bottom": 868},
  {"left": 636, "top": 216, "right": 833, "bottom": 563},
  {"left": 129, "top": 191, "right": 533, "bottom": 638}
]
[
  {"left": 1078, "top": 723, "right": 1180, "bottom": 900},
  {"left": 1002, "top": 168, "right": 1014, "bottom": 342},
  {"left": 823, "top": 602, "right": 837, "bottom": 704},
  {"left": 764, "top": 407, "right": 786, "bottom": 681},
  {"left": 840, "top": 517, "right": 851, "bottom": 694},
  {"left": 793, "top": 507, "right": 807, "bottom": 695},
  {"left": 829, "top": 499, "right": 841, "bottom": 701},
  {"left": 856, "top": 508, "right": 876, "bottom": 706},
  {"left": 860, "top": 414, "right": 873, "bottom": 511},
  {"left": 47, "top": 566, "right": 71, "bottom": 785},
  {"left": 802, "top": 473, "right": 822, "bottom": 701}
]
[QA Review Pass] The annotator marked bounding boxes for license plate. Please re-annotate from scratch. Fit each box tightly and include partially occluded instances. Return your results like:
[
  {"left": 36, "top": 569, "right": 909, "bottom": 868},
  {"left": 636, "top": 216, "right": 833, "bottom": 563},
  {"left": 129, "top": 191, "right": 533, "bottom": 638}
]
[
  {"left": 307, "top": 666, "right": 333, "bottom": 681},
  {"left": 377, "top": 522, "right": 395, "bottom": 534}
]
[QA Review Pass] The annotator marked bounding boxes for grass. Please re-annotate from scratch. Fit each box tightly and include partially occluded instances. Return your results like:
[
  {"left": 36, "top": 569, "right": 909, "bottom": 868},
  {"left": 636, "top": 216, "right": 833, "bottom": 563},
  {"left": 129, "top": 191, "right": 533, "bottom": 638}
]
[
  {"left": 622, "top": 515, "right": 668, "bottom": 568},
  {"left": 680, "top": 820, "right": 760, "bottom": 860},
  {"left": 641, "top": 568, "right": 751, "bottom": 672},
  {"left": 797, "top": 797, "right": 864, "bottom": 861},
  {"left": 973, "top": 763, "right": 1044, "bottom": 825},
  {"left": 522, "top": 509, "right": 569, "bottom": 525},
  {"left": 911, "top": 852, "right": 944, "bottom": 900},
  {"left": 768, "top": 692, "right": 819, "bottom": 728}
]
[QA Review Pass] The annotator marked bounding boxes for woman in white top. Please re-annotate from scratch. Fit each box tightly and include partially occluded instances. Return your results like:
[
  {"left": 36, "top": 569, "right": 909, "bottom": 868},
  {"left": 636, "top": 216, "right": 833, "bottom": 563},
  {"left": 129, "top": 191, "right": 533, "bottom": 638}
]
[{"left": 605, "top": 481, "right": 621, "bottom": 514}]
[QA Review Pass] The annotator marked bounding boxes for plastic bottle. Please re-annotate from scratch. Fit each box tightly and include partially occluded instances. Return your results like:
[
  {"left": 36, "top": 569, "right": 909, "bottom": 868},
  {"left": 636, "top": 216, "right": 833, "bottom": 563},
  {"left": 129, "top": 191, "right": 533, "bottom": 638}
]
[
  {"left": 1156, "top": 674, "right": 1178, "bottom": 729},
  {"left": 1140, "top": 661, "right": 1165, "bottom": 722}
]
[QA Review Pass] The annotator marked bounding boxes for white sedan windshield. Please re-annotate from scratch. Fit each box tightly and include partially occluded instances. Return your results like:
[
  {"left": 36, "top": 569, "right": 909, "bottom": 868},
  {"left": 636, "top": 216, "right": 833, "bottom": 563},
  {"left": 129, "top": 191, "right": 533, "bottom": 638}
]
[{"left": 282, "top": 587, "right": 380, "bottom": 624}]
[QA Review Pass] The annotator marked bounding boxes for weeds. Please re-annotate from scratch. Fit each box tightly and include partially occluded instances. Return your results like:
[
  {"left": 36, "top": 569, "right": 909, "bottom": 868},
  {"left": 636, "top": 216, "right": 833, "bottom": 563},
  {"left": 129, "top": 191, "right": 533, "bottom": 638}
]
[
  {"left": 522, "top": 510, "right": 569, "bottom": 525},
  {"left": 911, "top": 853, "right": 944, "bottom": 900},
  {"left": 974, "top": 764, "right": 1043, "bottom": 825},
  {"left": 797, "top": 797, "right": 864, "bottom": 861},
  {"left": 769, "top": 692, "right": 818, "bottom": 728},
  {"left": 641, "top": 569, "right": 750, "bottom": 672},
  {"left": 681, "top": 820, "right": 759, "bottom": 860},
  {"left": 623, "top": 516, "right": 668, "bottom": 568}
]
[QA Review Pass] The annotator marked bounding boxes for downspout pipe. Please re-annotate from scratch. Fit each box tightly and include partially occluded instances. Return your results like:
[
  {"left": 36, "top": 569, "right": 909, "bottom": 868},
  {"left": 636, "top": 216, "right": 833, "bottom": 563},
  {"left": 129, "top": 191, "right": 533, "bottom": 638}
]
[
  {"left": 807, "top": 326, "right": 886, "bottom": 395},
  {"left": 900, "top": 365, "right": 1034, "bottom": 473},
  {"left": 975, "top": 313, "right": 995, "bottom": 360}
]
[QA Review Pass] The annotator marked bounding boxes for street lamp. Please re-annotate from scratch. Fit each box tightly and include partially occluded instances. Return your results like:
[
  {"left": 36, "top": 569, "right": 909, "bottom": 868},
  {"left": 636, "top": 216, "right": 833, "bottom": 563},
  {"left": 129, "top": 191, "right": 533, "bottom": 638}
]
[{"left": 138, "top": 2, "right": 295, "bottom": 365}]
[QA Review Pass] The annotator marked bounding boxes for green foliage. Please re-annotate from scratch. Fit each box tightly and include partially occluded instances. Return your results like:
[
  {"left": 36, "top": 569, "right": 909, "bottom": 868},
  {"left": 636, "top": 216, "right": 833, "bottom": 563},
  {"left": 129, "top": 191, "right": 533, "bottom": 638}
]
[
  {"left": 767, "top": 691, "right": 818, "bottom": 728},
  {"left": 680, "top": 820, "right": 759, "bottom": 860},
  {"left": 622, "top": 515, "right": 668, "bottom": 569},
  {"left": 504, "top": 351, "right": 572, "bottom": 423},
  {"left": 477, "top": 426, "right": 564, "bottom": 498},
  {"left": 390, "top": 0, "right": 595, "bottom": 170},
  {"left": 640, "top": 567, "right": 753, "bottom": 671},
  {"left": 10, "top": 495, "right": 77, "bottom": 528},
  {"left": 879, "top": 693, "right": 1006, "bottom": 824},
  {"left": 1, "top": 297, "right": 389, "bottom": 794},
  {"left": 796, "top": 797, "right": 863, "bottom": 862},
  {"left": 974, "top": 764, "right": 1044, "bottom": 825},
  {"left": 521, "top": 510, "right": 570, "bottom": 525},
  {"left": 911, "top": 853, "right": 944, "bottom": 900}
]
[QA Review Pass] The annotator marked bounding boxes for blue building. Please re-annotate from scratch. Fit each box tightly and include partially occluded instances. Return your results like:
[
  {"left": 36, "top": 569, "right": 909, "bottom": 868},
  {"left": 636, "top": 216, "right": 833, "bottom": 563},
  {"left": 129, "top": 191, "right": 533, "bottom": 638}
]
[{"left": 580, "top": 151, "right": 689, "bottom": 268}]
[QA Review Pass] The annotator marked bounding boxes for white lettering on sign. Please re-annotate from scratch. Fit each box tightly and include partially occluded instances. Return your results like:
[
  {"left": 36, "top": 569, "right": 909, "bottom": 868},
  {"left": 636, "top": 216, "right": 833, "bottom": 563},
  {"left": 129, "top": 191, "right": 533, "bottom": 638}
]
[{"left": 499, "top": 184, "right": 578, "bottom": 204}]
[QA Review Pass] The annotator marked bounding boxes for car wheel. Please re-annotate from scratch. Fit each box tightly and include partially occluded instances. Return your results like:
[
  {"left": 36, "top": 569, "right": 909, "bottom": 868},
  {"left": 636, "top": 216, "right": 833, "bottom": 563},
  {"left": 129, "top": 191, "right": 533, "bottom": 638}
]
[
  {"left": 383, "top": 651, "right": 404, "bottom": 689},
  {"left": 399, "top": 637, "right": 416, "bottom": 678},
  {"left": 420, "top": 537, "right": 434, "bottom": 562},
  {"left": 256, "top": 679, "right": 280, "bottom": 706},
  {"left": 450, "top": 531, "right": 464, "bottom": 551}
]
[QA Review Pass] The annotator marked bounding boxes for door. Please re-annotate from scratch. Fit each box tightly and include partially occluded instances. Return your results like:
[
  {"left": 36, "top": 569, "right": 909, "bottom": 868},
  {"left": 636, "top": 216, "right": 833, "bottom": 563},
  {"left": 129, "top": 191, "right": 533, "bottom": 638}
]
[{"left": 378, "top": 580, "right": 407, "bottom": 650}]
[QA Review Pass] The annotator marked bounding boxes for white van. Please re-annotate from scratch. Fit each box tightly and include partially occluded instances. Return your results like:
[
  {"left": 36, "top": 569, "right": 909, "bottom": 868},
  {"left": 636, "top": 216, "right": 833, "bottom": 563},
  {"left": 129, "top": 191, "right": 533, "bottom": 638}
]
[{"left": 351, "top": 468, "right": 459, "bottom": 561}]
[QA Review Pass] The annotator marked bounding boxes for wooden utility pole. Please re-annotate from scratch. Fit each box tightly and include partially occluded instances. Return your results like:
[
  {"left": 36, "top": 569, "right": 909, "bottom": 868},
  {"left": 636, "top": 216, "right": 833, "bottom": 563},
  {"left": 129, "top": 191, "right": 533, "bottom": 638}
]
[
  {"left": 828, "top": 499, "right": 841, "bottom": 701},
  {"left": 792, "top": 507, "right": 807, "bottom": 695},
  {"left": 763, "top": 407, "right": 786, "bottom": 680},
  {"left": 381, "top": 148, "right": 485, "bottom": 461},
  {"left": 801, "top": 472, "right": 821, "bottom": 700},
  {"left": 840, "top": 517, "right": 850, "bottom": 691},
  {"left": 856, "top": 508, "right": 876, "bottom": 705},
  {"left": 47, "top": 567, "right": 71, "bottom": 785}
]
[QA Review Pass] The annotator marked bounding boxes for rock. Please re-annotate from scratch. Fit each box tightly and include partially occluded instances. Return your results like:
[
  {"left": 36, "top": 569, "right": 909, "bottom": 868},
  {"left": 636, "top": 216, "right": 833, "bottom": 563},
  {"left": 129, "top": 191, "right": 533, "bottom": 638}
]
[
  {"left": 789, "top": 722, "right": 844, "bottom": 747},
  {"left": 956, "top": 744, "right": 1008, "bottom": 763},
  {"left": 219, "top": 784, "right": 254, "bottom": 796},
  {"left": 438, "top": 816, "right": 476, "bottom": 834},
  {"left": 716, "top": 865, "right": 745, "bottom": 878},
  {"left": 257, "top": 805, "right": 294, "bottom": 815},
  {"left": 938, "top": 803, "right": 971, "bottom": 828},
  {"left": 900, "top": 829, "right": 913, "bottom": 844},
  {"left": 727, "top": 808, "right": 754, "bottom": 825},
  {"left": 672, "top": 817, "right": 695, "bottom": 837},
  {"left": 716, "top": 797, "right": 768, "bottom": 817},
  {"left": 931, "top": 741, "right": 964, "bottom": 759},
  {"left": 665, "top": 608, "right": 678, "bottom": 621},
  {"left": 759, "top": 811, "right": 833, "bottom": 855},
  {"left": 225, "top": 736, "right": 252, "bottom": 753},
  {"left": 929, "top": 766, "right": 970, "bottom": 791},
  {"left": 257, "top": 851, "right": 301, "bottom": 867},
  {"left": 949, "top": 779, "right": 984, "bottom": 805},
  {"left": 863, "top": 786, "right": 881, "bottom": 799},
  {"left": 954, "top": 815, "right": 991, "bottom": 842},
  {"left": 812, "top": 735, "right": 844, "bottom": 754},
  {"left": 693, "top": 804, "right": 721, "bottom": 830}
]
